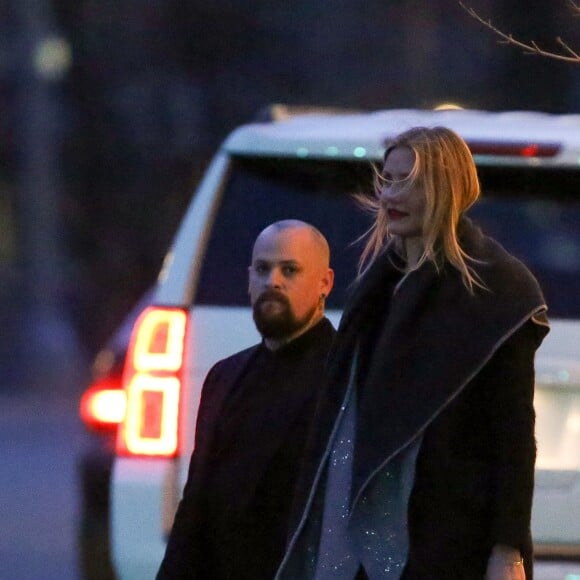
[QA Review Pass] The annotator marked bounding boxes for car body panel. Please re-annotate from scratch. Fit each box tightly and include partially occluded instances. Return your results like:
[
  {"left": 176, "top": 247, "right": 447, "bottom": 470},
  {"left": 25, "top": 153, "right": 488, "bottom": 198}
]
[
  {"left": 533, "top": 324, "right": 580, "bottom": 552},
  {"left": 111, "top": 458, "right": 176, "bottom": 580}
]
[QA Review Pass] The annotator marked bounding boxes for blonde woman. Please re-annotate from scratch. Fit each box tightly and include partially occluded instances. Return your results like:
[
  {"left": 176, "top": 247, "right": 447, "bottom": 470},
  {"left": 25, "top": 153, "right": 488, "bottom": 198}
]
[{"left": 276, "top": 127, "right": 549, "bottom": 580}]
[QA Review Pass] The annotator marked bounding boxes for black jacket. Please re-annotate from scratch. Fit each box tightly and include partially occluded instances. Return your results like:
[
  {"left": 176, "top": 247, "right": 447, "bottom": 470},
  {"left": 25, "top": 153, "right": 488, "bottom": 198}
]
[
  {"left": 278, "top": 220, "right": 548, "bottom": 580},
  {"left": 157, "top": 317, "right": 335, "bottom": 580}
]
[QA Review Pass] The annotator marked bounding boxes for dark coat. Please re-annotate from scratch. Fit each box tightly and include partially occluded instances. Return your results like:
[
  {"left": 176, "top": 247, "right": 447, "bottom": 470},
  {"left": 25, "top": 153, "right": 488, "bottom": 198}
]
[
  {"left": 157, "top": 318, "right": 335, "bottom": 580},
  {"left": 278, "top": 220, "right": 549, "bottom": 580}
]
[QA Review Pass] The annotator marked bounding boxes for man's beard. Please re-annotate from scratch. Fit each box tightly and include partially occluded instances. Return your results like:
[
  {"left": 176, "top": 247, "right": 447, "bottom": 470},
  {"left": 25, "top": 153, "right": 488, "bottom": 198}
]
[{"left": 252, "top": 290, "right": 315, "bottom": 340}]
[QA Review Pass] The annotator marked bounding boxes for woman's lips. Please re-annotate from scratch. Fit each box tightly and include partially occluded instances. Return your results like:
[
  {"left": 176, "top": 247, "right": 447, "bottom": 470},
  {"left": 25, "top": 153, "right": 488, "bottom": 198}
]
[{"left": 387, "top": 208, "right": 408, "bottom": 220}]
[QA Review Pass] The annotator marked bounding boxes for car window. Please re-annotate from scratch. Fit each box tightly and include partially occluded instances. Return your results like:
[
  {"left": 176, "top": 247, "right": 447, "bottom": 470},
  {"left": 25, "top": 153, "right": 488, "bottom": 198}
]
[
  {"left": 471, "top": 166, "right": 580, "bottom": 319},
  {"left": 196, "top": 157, "right": 580, "bottom": 318}
]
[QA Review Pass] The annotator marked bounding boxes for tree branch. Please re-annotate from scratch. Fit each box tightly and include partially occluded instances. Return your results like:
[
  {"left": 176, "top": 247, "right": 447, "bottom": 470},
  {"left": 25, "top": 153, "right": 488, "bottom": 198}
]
[{"left": 458, "top": 1, "right": 580, "bottom": 63}]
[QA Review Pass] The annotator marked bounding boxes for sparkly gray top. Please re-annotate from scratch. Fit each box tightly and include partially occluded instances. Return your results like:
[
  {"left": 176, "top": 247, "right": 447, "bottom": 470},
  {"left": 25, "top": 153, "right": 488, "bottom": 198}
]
[{"left": 313, "top": 377, "right": 421, "bottom": 579}]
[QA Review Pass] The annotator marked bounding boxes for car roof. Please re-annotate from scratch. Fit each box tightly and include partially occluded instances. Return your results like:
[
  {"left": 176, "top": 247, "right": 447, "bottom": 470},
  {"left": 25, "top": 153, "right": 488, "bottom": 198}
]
[{"left": 224, "top": 108, "right": 580, "bottom": 167}]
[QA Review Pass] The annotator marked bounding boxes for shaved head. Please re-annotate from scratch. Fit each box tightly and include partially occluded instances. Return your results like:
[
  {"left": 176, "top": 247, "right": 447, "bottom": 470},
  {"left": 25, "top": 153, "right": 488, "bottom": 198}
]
[{"left": 253, "top": 220, "right": 330, "bottom": 270}]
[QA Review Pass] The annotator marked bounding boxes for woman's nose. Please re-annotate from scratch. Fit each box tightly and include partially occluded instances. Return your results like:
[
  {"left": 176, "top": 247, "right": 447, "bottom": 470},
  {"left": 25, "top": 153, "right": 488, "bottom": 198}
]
[{"left": 380, "top": 183, "right": 400, "bottom": 204}]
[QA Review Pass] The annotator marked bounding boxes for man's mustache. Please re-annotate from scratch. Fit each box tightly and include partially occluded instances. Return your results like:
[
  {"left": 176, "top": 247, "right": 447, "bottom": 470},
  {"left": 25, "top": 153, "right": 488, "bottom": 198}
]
[{"left": 255, "top": 290, "right": 290, "bottom": 308}]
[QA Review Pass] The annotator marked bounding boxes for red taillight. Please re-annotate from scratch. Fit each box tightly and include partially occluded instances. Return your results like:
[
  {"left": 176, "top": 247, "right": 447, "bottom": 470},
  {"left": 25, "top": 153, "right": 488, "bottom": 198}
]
[
  {"left": 80, "top": 378, "right": 126, "bottom": 432},
  {"left": 467, "top": 141, "right": 560, "bottom": 158},
  {"left": 116, "top": 307, "right": 188, "bottom": 458}
]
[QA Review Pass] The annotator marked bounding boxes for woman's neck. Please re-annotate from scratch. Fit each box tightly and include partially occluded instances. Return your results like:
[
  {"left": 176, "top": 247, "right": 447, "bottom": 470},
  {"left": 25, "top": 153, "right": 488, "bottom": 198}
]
[{"left": 403, "top": 237, "right": 424, "bottom": 271}]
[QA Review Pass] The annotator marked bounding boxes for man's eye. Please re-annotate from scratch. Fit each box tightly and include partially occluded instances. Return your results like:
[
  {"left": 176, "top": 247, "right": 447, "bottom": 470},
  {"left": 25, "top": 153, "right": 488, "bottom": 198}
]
[
  {"left": 283, "top": 265, "right": 298, "bottom": 275},
  {"left": 255, "top": 265, "right": 269, "bottom": 274}
]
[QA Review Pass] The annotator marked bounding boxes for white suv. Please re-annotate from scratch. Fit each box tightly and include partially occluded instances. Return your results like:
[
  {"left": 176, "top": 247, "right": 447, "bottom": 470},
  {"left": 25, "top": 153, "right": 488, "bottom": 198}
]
[{"left": 111, "top": 107, "right": 580, "bottom": 578}]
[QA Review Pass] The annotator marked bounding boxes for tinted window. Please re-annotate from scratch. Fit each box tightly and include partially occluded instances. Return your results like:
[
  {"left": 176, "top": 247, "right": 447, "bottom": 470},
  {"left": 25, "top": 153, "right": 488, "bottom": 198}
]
[
  {"left": 470, "top": 167, "right": 580, "bottom": 319},
  {"left": 196, "top": 158, "right": 580, "bottom": 318}
]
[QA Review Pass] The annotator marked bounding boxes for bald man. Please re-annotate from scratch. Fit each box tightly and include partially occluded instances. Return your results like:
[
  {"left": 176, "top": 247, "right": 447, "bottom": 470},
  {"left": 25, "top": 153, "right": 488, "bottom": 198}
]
[{"left": 157, "top": 220, "right": 335, "bottom": 580}]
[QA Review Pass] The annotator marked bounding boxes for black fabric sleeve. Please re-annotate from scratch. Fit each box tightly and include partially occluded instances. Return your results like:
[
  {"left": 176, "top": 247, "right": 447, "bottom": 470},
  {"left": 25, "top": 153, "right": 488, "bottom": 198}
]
[
  {"left": 156, "top": 455, "right": 201, "bottom": 579},
  {"left": 156, "top": 363, "right": 222, "bottom": 579},
  {"left": 488, "top": 320, "right": 540, "bottom": 551}
]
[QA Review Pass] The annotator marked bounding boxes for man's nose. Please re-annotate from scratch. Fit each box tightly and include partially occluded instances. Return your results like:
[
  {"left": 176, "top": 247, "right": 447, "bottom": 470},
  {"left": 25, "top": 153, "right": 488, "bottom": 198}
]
[{"left": 266, "top": 268, "right": 283, "bottom": 287}]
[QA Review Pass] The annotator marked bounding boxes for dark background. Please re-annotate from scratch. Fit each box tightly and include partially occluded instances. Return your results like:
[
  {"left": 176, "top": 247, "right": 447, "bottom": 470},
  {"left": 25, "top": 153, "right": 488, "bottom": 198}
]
[{"left": 1, "top": 0, "right": 579, "bottom": 390}]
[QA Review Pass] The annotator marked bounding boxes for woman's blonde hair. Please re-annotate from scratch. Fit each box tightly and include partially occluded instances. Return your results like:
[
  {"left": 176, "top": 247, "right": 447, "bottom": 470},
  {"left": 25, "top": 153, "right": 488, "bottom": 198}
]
[{"left": 357, "top": 126, "right": 483, "bottom": 291}]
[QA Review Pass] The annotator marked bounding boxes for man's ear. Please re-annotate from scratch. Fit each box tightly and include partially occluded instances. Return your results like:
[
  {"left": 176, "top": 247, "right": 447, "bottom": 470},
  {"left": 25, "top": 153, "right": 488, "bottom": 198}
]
[
  {"left": 321, "top": 268, "right": 335, "bottom": 297},
  {"left": 247, "top": 266, "right": 252, "bottom": 295}
]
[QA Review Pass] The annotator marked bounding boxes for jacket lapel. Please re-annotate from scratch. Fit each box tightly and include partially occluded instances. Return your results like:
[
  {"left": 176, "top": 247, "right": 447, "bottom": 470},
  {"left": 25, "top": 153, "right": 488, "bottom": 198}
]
[
  {"left": 286, "top": 250, "right": 404, "bottom": 531},
  {"left": 351, "top": 223, "right": 548, "bottom": 501},
  {"left": 187, "top": 346, "right": 259, "bottom": 500}
]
